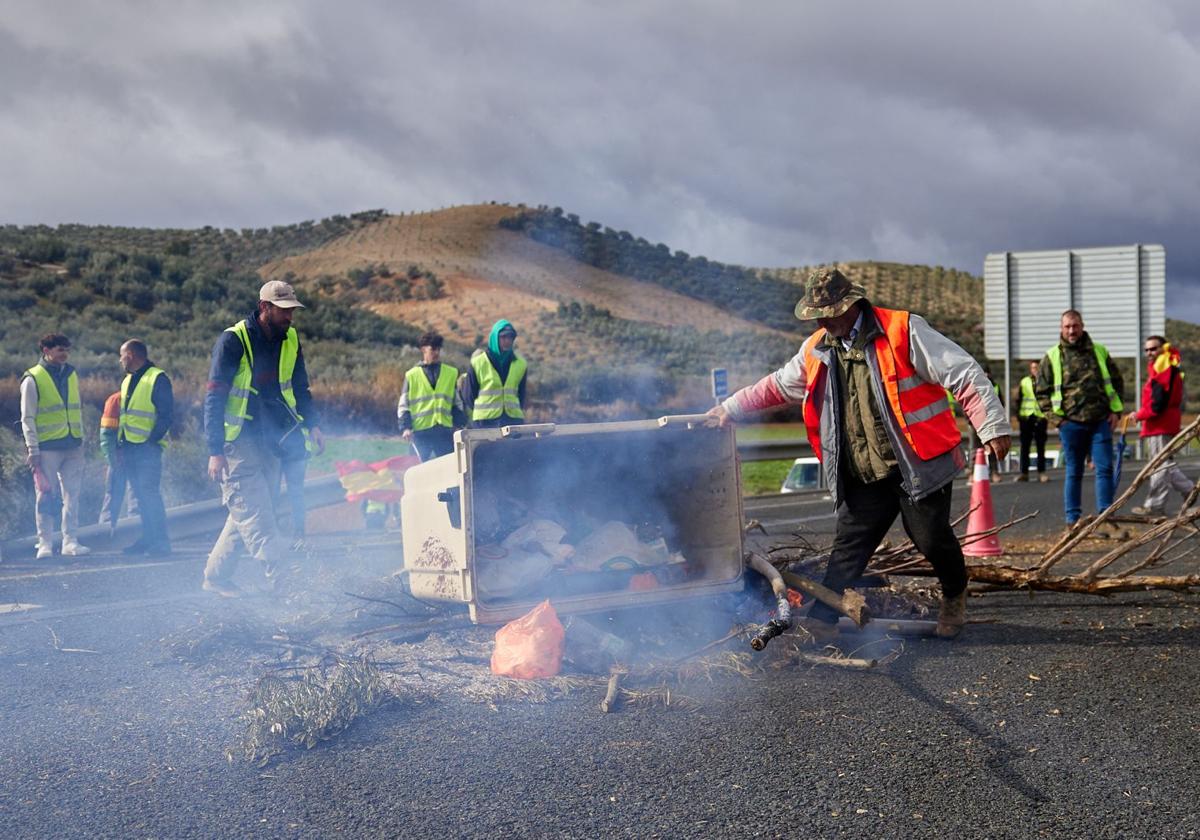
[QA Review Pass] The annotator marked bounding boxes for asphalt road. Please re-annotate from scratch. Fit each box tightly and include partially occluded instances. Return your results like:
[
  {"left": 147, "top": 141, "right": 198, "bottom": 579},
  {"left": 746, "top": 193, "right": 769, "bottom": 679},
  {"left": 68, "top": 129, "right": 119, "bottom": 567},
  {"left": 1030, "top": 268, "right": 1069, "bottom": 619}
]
[{"left": 1, "top": 464, "right": 1198, "bottom": 839}]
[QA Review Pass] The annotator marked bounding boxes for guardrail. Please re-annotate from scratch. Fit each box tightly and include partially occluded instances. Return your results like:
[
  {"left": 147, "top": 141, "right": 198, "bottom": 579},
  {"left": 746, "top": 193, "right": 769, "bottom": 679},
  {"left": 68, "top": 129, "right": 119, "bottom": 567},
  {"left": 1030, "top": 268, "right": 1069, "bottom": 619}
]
[
  {"left": 0, "top": 474, "right": 349, "bottom": 560},
  {"left": 736, "top": 439, "right": 813, "bottom": 462}
]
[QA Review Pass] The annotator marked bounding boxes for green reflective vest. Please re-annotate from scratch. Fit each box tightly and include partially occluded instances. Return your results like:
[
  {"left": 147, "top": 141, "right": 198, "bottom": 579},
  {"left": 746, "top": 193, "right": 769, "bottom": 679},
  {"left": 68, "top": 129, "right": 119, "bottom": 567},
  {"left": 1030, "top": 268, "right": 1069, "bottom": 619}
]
[
  {"left": 1046, "top": 344, "right": 1123, "bottom": 415},
  {"left": 223, "top": 321, "right": 301, "bottom": 442},
  {"left": 406, "top": 364, "right": 458, "bottom": 431},
  {"left": 1018, "top": 376, "right": 1044, "bottom": 418},
  {"left": 120, "top": 366, "right": 168, "bottom": 448},
  {"left": 470, "top": 353, "right": 526, "bottom": 422},
  {"left": 25, "top": 363, "right": 83, "bottom": 443}
]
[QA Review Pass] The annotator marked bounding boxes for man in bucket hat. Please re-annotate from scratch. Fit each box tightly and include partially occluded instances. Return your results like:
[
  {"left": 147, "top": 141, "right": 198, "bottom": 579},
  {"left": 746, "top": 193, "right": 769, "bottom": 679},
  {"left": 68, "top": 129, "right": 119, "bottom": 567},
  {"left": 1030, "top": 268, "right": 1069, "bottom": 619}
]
[{"left": 709, "top": 267, "right": 1009, "bottom": 640}]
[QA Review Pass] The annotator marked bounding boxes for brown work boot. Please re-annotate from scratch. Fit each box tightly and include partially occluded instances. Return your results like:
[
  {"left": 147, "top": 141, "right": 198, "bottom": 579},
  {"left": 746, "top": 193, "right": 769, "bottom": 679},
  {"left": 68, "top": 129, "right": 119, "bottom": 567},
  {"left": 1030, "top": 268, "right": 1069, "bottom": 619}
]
[
  {"left": 1039, "top": 473, "right": 1050, "bottom": 483},
  {"left": 794, "top": 616, "right": 839, "bottom": 646},
  {"left": 936, "top": 591, "right": 967, "bottom": 639},
  {"left": 1013, "top": 474, "right": 1028, "bottom": 483}
]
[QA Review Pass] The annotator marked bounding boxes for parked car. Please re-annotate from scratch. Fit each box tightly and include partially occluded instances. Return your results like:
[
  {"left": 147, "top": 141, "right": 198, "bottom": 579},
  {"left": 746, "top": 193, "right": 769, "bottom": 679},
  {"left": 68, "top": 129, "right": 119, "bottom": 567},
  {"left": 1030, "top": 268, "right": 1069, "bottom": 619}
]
[
  {"left": 1001, "top": 447, "right": 1061, "bottom": 472},
  {"left": 780, "top": 457, "right": 824, "bottom": 493}
]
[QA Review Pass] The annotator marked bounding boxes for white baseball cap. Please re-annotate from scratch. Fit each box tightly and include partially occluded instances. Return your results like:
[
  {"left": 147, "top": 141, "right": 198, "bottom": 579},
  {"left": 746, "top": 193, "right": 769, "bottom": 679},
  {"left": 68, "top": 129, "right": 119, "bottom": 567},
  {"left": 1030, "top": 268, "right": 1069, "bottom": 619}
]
[{"left": 259, "top": 280, "right": 305, "bottom": 309}]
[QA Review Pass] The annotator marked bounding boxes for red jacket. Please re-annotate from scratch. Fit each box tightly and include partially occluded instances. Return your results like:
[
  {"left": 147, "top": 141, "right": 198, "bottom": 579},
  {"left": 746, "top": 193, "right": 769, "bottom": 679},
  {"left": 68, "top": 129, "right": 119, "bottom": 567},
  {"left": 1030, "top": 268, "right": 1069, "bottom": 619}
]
[{"left": 1135, "top": 346, "right": 1184, "bottom": 437}]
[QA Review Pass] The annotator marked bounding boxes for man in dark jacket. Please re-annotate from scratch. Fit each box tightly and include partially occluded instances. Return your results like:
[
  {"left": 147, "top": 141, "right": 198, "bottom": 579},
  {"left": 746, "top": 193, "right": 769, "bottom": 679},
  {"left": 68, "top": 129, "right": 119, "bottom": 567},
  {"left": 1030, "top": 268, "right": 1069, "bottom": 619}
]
[
  {"left": 1128, "top": 335, "right": 1194, "bottom": 515},
  {"left": 398, "top": 331, "right": 466, "bottom": 461},
  {"left": 1013, "top": 360, "right": 1049, "bottom": 483},
  {"left": 117, "top": 339, "right": 173, "bottom": 556},
  {"left": 1035, "top": 309, "right": 1125, "bottom": 526},
  {"left": 461, "top": 319, "right": 528, "bottom": 428},
  {"left": 200, "top": 281, "right": 324, "bottom": 597}
]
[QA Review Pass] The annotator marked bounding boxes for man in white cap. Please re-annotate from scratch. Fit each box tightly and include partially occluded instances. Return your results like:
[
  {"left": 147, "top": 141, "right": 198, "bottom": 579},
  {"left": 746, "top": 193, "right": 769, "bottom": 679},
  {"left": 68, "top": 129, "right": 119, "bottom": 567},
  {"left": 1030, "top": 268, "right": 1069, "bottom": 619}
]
[{"left": 200, "top": 280, "right": 325, "bottom": 597}]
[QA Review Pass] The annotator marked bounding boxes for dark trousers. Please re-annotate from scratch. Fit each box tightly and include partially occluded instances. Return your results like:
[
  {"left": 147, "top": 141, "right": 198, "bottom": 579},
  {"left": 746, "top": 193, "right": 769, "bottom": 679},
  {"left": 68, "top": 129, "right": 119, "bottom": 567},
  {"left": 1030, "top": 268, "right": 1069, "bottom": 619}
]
[
  {"left": 412, "top": 427, "right": 455, "bottom": 462},
  {"left": 809, "top": 471, "right": 967, "bottom": 623},
  {"left": 123, "top": 443, "right": 169, "bottom": 549},
  {"left": 470, "top": 416, "right": 523, "bottom": 430},
  {"left": 1018, "top": 415, "right": 1048, "bottom": 475},
  {"left": 99, "top": 458, "right": 138, "bottom": 529}
]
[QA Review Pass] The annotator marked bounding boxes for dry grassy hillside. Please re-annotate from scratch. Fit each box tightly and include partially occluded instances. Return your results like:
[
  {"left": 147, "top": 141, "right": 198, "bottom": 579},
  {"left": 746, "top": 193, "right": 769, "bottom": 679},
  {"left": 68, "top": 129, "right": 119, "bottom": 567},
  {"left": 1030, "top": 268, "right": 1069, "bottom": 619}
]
[{"left": 260, "top": 205, "right": 795, "bottom": 363}]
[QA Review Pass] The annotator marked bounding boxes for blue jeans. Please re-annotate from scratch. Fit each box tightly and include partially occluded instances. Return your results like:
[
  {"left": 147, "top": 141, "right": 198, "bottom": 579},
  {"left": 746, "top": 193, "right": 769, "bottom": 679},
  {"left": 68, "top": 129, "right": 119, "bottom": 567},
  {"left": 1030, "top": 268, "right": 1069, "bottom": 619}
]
[
  {"left": 123, "top": 443, "right": 169, "bottom": 549},
  {"left": 1058, "top": 419, "right": 1114, "bottom": 525}
]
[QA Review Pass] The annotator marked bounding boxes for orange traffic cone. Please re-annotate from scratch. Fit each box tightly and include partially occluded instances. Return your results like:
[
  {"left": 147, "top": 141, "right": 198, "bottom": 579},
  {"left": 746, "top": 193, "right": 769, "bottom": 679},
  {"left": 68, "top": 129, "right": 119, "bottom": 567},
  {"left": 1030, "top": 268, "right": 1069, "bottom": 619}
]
[{"left": 963, "top": 448, "right": 1002, "bottom": 557}]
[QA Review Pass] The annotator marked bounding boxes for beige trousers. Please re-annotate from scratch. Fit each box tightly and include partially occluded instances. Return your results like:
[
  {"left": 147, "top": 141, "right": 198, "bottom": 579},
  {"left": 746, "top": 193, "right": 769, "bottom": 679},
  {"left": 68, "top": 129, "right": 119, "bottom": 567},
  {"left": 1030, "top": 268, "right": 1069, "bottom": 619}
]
[
  {"left": 203, "top": 438, "right": 286, "bottom": 584},
  {"left": 1142, "top": 434, "right": 1194, "bottom": 512},
  {"left": 35, "top": 447, "right": 85, "bottom": 547}
]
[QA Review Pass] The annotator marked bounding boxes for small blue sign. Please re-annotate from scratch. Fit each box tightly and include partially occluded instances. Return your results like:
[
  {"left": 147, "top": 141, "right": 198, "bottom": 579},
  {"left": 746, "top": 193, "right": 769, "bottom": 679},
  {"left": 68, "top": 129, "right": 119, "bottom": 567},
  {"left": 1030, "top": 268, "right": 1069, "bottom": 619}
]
[{"left": 711, "top": 367, "right": 728, "bottom": 401}]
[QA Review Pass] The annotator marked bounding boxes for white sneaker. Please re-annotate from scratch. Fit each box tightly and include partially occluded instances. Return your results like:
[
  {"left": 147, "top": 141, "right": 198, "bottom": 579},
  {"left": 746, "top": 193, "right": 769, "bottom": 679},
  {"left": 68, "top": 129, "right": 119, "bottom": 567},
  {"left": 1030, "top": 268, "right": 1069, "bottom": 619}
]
[
  {"left": 35, "top": 542, "right": 53, "bottom": 560},
  {"left": 62, "top": 541, "right": 91, "bottom": 557}
]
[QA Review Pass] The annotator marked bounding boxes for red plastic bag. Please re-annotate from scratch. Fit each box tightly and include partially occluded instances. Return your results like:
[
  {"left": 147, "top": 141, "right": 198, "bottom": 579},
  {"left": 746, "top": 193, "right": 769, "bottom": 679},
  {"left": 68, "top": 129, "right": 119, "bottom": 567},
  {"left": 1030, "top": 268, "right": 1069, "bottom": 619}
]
[
  {"left": 491, "top": 600, "right": 564, "bottom": 679},
  {"left": 628, "top": 572, "right": 658, "bottom": 591}
]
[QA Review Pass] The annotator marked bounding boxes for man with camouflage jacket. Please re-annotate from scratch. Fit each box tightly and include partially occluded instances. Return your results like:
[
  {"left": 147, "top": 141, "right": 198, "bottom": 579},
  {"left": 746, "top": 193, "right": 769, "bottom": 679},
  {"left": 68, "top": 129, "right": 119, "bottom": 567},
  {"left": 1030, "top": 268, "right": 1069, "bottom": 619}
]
[{"left": 1035, "top": 309, "right": 1125, "bottom": 526}]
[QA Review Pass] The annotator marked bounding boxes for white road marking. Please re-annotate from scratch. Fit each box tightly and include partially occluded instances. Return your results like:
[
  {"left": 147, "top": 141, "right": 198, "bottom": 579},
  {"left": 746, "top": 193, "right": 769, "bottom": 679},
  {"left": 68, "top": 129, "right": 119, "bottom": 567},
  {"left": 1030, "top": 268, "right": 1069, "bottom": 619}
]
[
  {"left": 0, "top": 560, "right": 186, "bottom": 582},
  {"left": 0, "top": 594, "right": 209, "bottom": 628},
  {"left": 0, "top": 603, "right": 41, "bottom": 614}
]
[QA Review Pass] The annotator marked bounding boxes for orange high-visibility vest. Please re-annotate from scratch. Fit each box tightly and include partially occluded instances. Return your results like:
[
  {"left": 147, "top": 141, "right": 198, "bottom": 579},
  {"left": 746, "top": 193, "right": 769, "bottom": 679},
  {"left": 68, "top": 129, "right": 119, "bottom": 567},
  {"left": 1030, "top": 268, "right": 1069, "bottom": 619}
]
[{"left": 801, "top": 307, "right": 961, "bottom": 462}]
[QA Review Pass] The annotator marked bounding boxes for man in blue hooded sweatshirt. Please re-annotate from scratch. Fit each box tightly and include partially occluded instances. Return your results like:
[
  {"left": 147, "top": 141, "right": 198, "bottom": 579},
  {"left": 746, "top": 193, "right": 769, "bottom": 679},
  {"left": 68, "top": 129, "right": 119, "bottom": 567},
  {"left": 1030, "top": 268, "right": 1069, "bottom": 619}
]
[{"left": 462, "top": 319, "right": 528, "bottom": 428}]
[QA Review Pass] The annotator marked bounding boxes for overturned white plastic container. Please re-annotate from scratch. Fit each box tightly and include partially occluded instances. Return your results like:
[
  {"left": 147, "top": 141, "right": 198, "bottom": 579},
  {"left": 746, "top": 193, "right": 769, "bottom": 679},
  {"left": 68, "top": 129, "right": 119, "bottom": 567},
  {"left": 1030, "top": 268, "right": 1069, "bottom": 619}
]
[{"left": 400, "top": 415, "right": 745, "bottom": 623}]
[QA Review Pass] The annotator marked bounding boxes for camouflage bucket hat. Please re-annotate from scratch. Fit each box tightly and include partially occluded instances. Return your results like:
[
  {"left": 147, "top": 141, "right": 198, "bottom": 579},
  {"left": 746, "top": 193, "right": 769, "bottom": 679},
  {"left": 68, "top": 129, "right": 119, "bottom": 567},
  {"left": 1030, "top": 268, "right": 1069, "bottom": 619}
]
[{"left": 794, "top": 268, "right": 867, "bottom": 320}]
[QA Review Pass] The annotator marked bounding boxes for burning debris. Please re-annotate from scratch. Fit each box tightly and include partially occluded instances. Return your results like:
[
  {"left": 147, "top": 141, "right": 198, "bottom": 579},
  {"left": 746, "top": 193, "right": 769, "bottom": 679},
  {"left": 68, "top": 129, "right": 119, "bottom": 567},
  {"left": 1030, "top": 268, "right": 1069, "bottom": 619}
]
[
  {"left": 175, "top": 417, "right": 1200, "bottom": 768},
  {"left": 401, "top": 417, "right": 745, "bottom": 623}
]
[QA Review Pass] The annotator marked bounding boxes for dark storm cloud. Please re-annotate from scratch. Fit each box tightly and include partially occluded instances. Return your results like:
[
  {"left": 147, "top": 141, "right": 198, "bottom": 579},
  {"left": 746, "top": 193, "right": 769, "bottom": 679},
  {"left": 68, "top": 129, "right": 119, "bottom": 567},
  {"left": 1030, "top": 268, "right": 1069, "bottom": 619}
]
[{"left": 2, "top": 0, "right": 1198, "bottom": 320}]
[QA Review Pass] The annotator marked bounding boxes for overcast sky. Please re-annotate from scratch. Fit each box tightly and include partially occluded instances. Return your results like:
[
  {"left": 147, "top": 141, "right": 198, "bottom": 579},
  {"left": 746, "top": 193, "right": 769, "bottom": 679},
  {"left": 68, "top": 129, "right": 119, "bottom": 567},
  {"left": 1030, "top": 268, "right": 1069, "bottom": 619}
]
[{"left": 3, "top": 1, "right": 1199, "bottom": 322}]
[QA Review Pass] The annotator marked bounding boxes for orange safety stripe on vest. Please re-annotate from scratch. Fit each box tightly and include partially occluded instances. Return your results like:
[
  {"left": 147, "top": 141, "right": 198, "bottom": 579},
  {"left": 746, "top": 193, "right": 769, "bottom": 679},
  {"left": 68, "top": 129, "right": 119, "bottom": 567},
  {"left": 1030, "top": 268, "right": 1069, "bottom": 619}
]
[{"left": 800, "top": 307, "right": 961, "bottom": 462}]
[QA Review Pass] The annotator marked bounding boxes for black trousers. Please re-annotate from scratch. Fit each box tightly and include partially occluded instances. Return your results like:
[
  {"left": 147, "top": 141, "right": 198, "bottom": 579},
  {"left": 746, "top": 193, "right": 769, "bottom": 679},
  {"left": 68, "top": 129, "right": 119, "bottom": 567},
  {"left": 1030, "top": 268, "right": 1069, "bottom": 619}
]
[
  {"left": 412, "top": 427, "right": 455, "bottom": 462},
  {"left": 1018, "top": 415, "right": 1048, "bottom": 475},
  {"left": 809, "top": 471, "right": 967, "bottom": 623}
]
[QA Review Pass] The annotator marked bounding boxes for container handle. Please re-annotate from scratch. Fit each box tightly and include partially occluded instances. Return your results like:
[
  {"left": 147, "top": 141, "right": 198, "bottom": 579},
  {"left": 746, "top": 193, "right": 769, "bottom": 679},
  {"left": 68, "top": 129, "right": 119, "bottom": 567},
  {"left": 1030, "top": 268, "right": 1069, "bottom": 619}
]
[
  {"left": 436, "top": 487, "right": 462, "bottom": 529},
  {"left": 500, "top": 423, "right": 556, "bottom": 438},
  {"left": 657, "top": 413, "right": 720, "bottom": 429}
]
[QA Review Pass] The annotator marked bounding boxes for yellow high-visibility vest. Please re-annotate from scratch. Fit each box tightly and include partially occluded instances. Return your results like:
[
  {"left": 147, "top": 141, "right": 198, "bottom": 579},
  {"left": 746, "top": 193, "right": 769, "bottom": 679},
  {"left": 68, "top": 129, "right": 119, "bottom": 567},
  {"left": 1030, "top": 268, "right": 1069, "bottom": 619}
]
[
  {"left": 25, "top": 364, "right": 82, "bottom": 443},
  {"left": 406, "top": 364, "right": 458, "bottom": 431},
  {"left": 1018, "top": 375, "right": 1044, "bottom": 418},
  {"left": 119, "top": 366, "right": 168, "bottom": 448},
  {"left": 223, "top": 321, "right": 301, "bottom": 442},
  {"left": 470, "top": 353, "right": 526, "bottom": 422}
]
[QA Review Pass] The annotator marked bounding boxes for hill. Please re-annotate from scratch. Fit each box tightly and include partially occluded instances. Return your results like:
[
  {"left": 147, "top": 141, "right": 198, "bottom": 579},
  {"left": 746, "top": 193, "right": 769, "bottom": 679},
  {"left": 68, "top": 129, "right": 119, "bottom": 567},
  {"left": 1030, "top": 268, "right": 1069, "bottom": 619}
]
[
  {"left": 258, "top": 204, "right": 996, "bottom": 385},
  {"left": 3, "top": 203, "right": 1194, "bottom": 421},
  {"left": 259, "top": 205, "right": 798, "bottom": 380}
]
